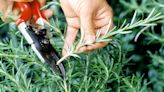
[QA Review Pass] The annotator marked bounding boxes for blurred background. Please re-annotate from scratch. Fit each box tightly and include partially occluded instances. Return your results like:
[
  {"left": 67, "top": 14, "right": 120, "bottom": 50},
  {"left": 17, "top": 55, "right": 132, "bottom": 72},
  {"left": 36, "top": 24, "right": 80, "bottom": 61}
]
[{"left": 0, "top": 0, "right": 163, "bottom": 92}]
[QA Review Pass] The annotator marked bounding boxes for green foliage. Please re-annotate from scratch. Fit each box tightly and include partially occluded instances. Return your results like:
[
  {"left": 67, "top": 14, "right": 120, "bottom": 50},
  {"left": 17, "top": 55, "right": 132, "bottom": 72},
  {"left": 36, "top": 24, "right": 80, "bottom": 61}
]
[{"left": 0, "top": 0, "right": 164, "bottom": 92}]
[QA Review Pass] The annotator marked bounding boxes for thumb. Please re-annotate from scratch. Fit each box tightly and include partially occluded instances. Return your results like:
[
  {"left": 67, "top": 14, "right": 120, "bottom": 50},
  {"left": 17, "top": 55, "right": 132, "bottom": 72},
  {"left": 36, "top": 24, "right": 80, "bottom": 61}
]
[
  {"left": 62, "top": 26, "right": 78, "bottom": 56},
  {"left": 78, "top": 14, "right": 96, "bottom": 52}
]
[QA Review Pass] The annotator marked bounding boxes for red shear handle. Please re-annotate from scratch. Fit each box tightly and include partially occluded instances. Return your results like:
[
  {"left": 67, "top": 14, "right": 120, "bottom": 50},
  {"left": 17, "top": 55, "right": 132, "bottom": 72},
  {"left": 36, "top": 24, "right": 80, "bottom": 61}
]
[
  {"left": 15, "top": 0, "right": 47, "bottom": 26},
  {"left": 30, "top": 0, "right": 47, "bottom": 23},
  {"left": 15, "top": 2, "right": 32, "bottom": 26}
]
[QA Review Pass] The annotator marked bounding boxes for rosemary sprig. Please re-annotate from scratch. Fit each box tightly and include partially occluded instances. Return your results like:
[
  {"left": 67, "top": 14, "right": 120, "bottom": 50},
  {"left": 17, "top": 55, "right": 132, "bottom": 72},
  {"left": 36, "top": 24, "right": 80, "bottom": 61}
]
[{"left": 56, "top": 8, "right": 164, "bottom": 65}]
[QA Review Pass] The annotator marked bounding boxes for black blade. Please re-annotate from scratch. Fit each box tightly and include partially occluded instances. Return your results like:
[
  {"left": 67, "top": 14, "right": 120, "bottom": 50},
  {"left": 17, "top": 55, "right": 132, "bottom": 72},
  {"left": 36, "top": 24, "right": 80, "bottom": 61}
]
[{"left": 24, "top": 25, "right": 66, "bottom": 77}]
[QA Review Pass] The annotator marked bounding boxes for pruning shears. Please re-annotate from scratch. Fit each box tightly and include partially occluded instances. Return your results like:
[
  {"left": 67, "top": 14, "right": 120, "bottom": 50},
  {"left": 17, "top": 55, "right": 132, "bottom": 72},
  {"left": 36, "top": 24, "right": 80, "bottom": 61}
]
[{"left": 14, "top": 0, "right": 65, "bottom": 77}]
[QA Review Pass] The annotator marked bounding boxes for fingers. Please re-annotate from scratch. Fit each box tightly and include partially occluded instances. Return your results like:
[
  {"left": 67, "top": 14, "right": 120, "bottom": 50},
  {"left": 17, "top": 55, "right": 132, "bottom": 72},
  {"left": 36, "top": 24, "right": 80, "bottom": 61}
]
[
  {"left": 62, "top": 26, "right": 79, "bottom": 56},
  {"left": 78, "top": 14, "right": 96, "bottom": 52},
  {"left": 78, "top": 12, "right": 109, "bottom": 53},
  {"left": 87, "top": 42, "right": 108, "bottom": 51},
  {"left": 78, "top": 42, "right": 109, "bottom": 53},
  {"left": 77, "top": 16, "right": 112, "bottom": 53},
  {"left": 80, "top": 14, "right": 95, "bottom": 38},
  {"left": 0, "top": 0, "right": 51, "bottom": 22},
  {"left": 94, "top": 17, "right": 111, "bottom": 29},
  {"left": 42, "top": 9, "right": 53, "bottom": 18},
  {"left": 78, "top": 25, "right": 109, "bottom": 53},
  {"left": 39, "top": 0, "right": 54, "bottom": 18},
  {"left": 87, "top": 24, "right": 110, "bottom": 51}
]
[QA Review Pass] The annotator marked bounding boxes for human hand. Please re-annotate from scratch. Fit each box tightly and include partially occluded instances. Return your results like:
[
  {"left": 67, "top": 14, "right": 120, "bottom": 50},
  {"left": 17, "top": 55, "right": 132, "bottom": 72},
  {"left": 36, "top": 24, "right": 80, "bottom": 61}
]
[
  {"left": 60, "top": 0, "right": 113, "bottom": 56},
  {"left": 0, "top": 0, "right": 53, "bottom": 22}
]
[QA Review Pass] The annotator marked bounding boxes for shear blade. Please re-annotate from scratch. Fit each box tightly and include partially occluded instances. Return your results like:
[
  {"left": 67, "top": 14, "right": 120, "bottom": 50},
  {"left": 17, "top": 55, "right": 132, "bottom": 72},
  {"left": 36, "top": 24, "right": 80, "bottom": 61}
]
[{"left": 20, "top": 24, "right": 66, "bottom": 77}]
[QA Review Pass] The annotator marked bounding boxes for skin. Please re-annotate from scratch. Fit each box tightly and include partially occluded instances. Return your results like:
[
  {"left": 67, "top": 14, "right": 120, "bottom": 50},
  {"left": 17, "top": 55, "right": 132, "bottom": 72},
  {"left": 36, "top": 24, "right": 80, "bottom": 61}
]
[
  {"left": 0, "top": 0, "right": 53, "bottom": 22},
  {"left": 60, "top": 0, "right": 113, "bottom": 56},
  {"left": 0, "top": 0, "right": 113, "bottom": 56}
]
